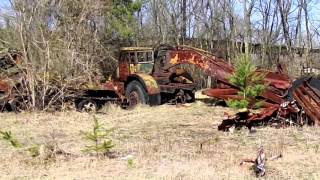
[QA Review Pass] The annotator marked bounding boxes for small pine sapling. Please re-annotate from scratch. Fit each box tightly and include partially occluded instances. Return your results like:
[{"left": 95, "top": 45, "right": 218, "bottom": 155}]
[
  {"left": 0, "top": 130, "right": 21, "bottom": 148},
  {"left": 227, "top": 54, "right": 266, "bottom": 109},
  {"left": 82, "top": 116, "right": 114, "bottom": 156},
  {"left": 127, "top": 158, "right": 135, "bottom": 168}
]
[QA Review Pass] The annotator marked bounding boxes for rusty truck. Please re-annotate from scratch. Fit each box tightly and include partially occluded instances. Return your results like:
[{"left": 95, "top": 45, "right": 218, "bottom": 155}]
[
  {"left": 74, "top": 45, "right": 292, "bottom": 112},
  {"left": 75, "top": 45, "right": 198, "bottom": 111}
]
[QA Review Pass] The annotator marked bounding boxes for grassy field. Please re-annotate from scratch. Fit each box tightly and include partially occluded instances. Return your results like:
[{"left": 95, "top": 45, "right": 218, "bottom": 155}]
[{"left": 0, "top": 97, "right": 320, "bottom": 179}]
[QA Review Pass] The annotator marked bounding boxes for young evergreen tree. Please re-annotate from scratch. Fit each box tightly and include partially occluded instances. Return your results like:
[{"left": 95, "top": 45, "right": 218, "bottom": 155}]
[
  {"left": 227, "top": 54, "right": 266, "bottom": 109},
  {"left": 0, "top": 130, "right": 21, "bottom": 148},
  {"left": 106, "top": 0, "right": 142, "bottom": 40},
  {"left": 82, "top": 116, "right": 114, "bottom": 156}
]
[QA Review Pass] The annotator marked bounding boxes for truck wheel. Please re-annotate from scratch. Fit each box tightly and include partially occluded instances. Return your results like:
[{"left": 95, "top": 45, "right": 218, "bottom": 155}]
[
  {"left": 125, "top": 81, "right": 148, "bottom": 108},
  {"left": 76, "top": 99, "right": 98, "bottom": 113}
]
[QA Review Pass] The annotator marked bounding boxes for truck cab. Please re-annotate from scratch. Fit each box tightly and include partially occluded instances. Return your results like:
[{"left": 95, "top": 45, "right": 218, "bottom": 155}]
[
  {"left": 116, "top": 46, "right": 196, "bottom": 107},
  {"left": 118, "top": 47, "right": 155, "bottom": 81}
]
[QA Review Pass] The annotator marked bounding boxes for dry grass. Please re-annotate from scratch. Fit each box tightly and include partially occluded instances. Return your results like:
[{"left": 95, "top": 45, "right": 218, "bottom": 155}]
[{"left": 0, "top": 97, "right": 320, "bottom": 179}]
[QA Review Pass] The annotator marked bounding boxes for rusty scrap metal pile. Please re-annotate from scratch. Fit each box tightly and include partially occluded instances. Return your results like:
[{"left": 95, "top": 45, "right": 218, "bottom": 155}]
[
  {"left": 159, "top": 46, "right": 320, "bottom": 130},
  {"left": 206, "top": 75, "right": 320, "bottom": 131}
]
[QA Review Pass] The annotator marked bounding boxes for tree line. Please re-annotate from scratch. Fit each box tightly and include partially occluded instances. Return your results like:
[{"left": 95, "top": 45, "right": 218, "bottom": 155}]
[{"left": 0, "top": 0, "right": 319, "bottom": 79}]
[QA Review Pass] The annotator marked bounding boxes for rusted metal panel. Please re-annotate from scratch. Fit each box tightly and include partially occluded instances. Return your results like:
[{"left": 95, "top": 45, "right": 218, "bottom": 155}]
[
  {"left": 260, "top": 90, "right": 285, "bottom": 105},
  {"left": 258, "top": 70, "right": 291, "bottom": 90},
  {"left": 292, "top": 80, "right": 320, "bottom": 126},
  {"left": 202, "top": 88, "right": 238, "bottom": 96},
  {"left": 168, "top": 50, "right": 233, "bottom": 83},
  {"left": 202, "top": 88, "right": 243, "bottom": 100},
  {"left": 118, "top": 62, "right": 130, "bottom": 82}
]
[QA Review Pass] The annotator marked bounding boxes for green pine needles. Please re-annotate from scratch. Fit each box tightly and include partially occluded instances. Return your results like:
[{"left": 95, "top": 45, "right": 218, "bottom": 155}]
[
  {"left": 0, "top": 130, "right": 21, "bottom": 148},
  {"left": 227, "top": 54, "right": 266, "bottom": 109},
  {"left": 82, "top": 116, "right": 114, "bottom": 156},
  {"left": 107, "top": 0, "right": 142, "bottom": 39}
]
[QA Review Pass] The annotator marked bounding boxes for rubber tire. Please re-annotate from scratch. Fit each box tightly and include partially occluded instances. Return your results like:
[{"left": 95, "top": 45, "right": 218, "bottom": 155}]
[
  {"left": 186, "top": 91, "right": 196, "bottom": 103},
  {"left": 125, "top": 81, "right": 149, "bottom": 107},
  {"left": 149, "top": 93, "right": 161, "bottom": 106},
  {"left": 76, "top": 99, "right": 98, "bottom": 113}
]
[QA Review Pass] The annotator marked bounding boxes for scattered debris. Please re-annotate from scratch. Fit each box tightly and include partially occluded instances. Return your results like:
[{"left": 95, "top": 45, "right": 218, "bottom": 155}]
[
  {"left": 254, "top": 146, "right": 266, "bottom": 177},
  {"left": 240, "top": 147, "right": 282, "bottom": 177},
  {"left": 240, "top": 146, "right": 266, "bottom": 177}
]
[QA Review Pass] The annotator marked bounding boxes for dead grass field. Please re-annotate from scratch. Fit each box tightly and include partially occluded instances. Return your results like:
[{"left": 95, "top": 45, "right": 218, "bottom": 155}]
[{"left": 0, "top": 97, "right": 320, "bottom": 179}]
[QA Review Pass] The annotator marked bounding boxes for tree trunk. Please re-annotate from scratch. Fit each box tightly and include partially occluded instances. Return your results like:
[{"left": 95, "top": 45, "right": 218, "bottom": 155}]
[{"left": 181, "top": 0, "right": 187, "bottom": 44}]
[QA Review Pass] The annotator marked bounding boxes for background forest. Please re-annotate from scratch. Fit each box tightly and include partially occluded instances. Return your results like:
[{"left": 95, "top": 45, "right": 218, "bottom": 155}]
[{"left": 0, "top": 0, "right": 319, "bottom": 80}]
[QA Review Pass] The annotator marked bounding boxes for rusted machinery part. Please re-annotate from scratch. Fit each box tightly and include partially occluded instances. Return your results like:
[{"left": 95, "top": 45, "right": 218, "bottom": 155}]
[
  {"left": 165, "top": 47, "right": 291, "bottom": 106},
  {"left": 166, "top": 46, "right": 291, "bottom": 89},
  {"left": 213, "top": 78, "right": 320, "bottom": 131},
  {"left": 165, "top": 89, "right": 194, "bottom": 105}
]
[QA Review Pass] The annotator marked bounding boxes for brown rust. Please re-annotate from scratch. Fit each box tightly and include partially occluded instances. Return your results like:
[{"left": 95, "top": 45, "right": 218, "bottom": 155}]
[
  {"left": 0, "top": 80, "right": 10, "bottom": 95},
  {"left": 292, "top": 80, "right": 320, "bottom": 126},
  {"left": 167, "top": 49, "right": 233, "bottom": 83}
]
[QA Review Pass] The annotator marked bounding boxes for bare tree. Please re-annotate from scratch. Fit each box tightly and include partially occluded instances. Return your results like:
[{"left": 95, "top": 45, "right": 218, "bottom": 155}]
[
  {"left": 243, "top": 0, "right": 255, "bottom": 56},
  {"left": 276, "top": 0, "right": 293, "bottom": 52}
]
